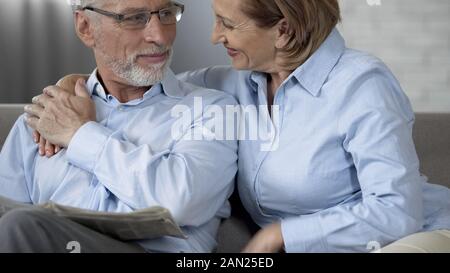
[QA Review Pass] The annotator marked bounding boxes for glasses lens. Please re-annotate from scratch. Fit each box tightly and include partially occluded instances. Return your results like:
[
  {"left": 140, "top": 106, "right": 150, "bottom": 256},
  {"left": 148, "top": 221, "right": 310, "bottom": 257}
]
[
  {"left": 159, "top": 6, "right": 182, "bottom": 25},
  {"left": 120, "top": 12, "right": 149, "bottom": 29}
]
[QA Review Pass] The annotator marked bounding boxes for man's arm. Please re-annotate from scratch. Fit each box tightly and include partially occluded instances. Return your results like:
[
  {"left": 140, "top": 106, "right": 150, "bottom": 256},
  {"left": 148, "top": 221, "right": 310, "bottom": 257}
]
[
  {"left": 26, "top": 83, "right": 239, "bottom": 226},
  {"left": 34, "top": 67, "right": 240, "bottom": 156},
  {"left": 0, "top": 115, "right": 36, "bottom": 203}
]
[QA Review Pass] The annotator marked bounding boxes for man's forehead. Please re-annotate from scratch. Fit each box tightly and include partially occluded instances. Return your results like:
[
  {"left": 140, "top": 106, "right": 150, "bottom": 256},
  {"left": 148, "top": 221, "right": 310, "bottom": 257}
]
[{"left": 104, "top": 0, "right": 172, "bottom": 12}]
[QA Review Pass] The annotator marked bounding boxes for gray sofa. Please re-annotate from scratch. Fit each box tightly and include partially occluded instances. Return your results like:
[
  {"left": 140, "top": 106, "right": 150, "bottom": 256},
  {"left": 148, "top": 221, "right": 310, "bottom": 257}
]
[{"left": 1, "top": 104, "right": 449, "bottom": 252}]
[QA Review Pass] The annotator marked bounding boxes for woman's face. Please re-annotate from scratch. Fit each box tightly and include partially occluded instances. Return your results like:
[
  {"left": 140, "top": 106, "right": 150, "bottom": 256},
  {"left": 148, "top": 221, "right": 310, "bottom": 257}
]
[{"left": 211, "top": 0, "right": 279, "bottom": 73}]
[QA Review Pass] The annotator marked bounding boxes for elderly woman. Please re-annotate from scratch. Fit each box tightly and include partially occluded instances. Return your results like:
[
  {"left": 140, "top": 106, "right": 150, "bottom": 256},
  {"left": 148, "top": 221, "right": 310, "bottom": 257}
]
[{"left": 37, "top": 0, "right": 450, "bottom": 252}]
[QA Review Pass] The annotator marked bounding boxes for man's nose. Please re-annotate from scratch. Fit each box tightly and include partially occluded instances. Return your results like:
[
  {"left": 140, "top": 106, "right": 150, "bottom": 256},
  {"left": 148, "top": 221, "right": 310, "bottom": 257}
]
[{"left": 143, "top": 16, "right": 174, "bottom": 45}]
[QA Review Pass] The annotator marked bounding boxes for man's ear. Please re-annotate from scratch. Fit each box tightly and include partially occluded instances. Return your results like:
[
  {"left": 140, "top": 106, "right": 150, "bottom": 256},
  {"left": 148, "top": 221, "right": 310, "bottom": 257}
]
[
  {"left": 275, "top": 18, "right": 293, "bottom": 50},
  {"left": 74, "top": 11, "right": 96, "bottom": 48}
]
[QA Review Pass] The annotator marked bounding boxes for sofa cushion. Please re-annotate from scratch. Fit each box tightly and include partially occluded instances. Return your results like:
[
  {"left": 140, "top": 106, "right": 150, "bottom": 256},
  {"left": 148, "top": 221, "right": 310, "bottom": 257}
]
[{"left": 381, "top": 230, "right": 450, "bottom": 253}]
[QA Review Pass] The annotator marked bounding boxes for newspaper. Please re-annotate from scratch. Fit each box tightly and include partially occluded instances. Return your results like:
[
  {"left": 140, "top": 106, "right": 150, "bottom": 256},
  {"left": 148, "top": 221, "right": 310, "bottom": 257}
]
[{"left": 0, "top": 196, "right": 186, "bottom": 241}]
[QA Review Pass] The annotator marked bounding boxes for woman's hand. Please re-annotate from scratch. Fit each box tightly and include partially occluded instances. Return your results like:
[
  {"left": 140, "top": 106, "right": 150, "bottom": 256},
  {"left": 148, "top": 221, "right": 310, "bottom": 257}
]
[
  {"left": 241, "top": 222, "right": 285, "bottom": 253},
  {"left": 57, "top": 74, "right": 88, "bottom": 92},
  {"left": 33, "top": 74, "right": 89, "bottom": 157}
]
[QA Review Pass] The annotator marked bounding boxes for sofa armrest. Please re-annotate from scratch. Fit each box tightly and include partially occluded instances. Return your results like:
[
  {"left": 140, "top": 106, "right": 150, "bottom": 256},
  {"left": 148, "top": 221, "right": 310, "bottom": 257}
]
[{"left": 0, "top": 104, "right": 26, "bottom": 148}]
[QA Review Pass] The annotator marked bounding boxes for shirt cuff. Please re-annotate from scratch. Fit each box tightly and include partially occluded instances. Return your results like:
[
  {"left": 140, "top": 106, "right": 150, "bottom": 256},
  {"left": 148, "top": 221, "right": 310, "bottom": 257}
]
[
  {"left": 66, "top": 121, "right": 113, "bottom": 172},
  {"left": 281, "top": 214, "right": 327, "bottom": 253}
]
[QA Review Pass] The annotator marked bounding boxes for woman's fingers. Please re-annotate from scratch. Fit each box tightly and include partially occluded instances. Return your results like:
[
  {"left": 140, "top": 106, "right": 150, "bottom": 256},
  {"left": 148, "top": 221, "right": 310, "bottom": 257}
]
[
  {"left": 39, "top": 135, "right": 46, "bottom": 156},
  {"left": 35, "top": 130, "right": 60, "bottom": 157},
  {"left": 33, "top": 131, "right": 40, "bottom": 144},
  {"left": 45, "top": 141, "right": 56, "bottom": 157},
  {"left": 38, "top": 135, "right": 55, "bottom": 157}
]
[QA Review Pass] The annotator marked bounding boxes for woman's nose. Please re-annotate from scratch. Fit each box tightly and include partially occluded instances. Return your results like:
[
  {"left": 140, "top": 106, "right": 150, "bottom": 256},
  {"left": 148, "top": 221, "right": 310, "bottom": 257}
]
[{"left": 211, "top": 24, "right": 225, "bottom": 44}]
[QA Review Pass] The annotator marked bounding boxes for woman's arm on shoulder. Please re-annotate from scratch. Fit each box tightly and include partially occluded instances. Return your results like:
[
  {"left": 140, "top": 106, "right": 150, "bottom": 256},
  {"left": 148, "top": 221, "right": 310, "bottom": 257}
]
[{"left": 177, "top": 66, "right": 242, "bottom": 96}]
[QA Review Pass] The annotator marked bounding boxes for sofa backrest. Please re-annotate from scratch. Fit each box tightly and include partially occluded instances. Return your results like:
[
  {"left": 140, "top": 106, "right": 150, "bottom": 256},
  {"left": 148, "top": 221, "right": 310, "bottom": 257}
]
[{"left": 413, "top": 114, "right": 450, "bottom": 188}]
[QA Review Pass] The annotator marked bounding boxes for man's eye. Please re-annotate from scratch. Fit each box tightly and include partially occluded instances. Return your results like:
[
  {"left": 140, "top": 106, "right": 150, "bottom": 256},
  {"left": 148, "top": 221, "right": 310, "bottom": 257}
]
[
  {"left": 160, "top": 10, "right": 174, "bottom": 18},
  {"left": 126, "top": 13, "right": 148, "bottom": 24}
]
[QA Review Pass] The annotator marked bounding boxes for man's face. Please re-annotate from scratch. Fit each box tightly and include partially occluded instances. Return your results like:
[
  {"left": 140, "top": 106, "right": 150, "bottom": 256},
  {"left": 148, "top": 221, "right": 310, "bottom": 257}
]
[{"left": 92, "top": 0, "right": 177, "bottom": 87}]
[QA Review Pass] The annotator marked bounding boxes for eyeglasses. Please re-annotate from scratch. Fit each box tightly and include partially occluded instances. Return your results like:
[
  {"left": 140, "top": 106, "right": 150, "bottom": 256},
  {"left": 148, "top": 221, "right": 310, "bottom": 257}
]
[{"left": 81, "top": 2, "right": 184, "bottom": 29}]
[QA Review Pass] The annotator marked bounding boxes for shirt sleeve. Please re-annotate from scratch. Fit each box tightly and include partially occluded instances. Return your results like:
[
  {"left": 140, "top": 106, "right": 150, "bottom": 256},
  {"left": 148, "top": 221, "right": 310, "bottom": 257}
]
[
  {"left": 0, "top": 115, "right": 36, "bottom": 203},
  {"left": 66, "top": 95, "right": 239, "bottom": 227},
  {"left": 177, "top": 66, "right": 241, "bottom": 97},
  {"left": 281, "top": 68, "right": 424, "bottom": 252}
]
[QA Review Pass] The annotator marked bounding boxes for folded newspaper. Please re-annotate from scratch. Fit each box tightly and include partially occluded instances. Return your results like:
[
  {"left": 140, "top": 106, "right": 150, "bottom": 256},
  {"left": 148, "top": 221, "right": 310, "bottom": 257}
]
[{"left": 0, "top": 196, "right": 186, "bottom": 241}]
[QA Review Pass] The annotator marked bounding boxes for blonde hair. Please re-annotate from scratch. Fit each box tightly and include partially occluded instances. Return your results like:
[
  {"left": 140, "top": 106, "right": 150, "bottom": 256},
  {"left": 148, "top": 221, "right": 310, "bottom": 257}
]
[{"left": 241, "top": 0, "right": 341, "bottom": 70}]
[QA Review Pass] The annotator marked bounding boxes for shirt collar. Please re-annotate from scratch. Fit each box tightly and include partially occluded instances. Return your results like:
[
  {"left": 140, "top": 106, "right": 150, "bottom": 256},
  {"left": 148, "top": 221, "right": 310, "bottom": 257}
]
[
  {"left": 85, "top": 68, "right": 186, "bottom": 103},
  {"left": 249, "top": 28, "right": 346, "bottom": 97},
  {"left": 85, "top": 70, "right": 110, "bottom": 102},
  {"left": 160, "top": 69, "right": 187, "bottom": 99},
  {"left": 292, "top": 28, "right": 345, "bottom": 97}
]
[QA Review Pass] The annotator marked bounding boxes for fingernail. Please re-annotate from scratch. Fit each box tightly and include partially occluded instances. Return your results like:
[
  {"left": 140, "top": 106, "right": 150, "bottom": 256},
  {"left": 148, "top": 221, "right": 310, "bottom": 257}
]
[
  {"left": 55, "top": 147, "right": 60, "bottom": 153},
  {"left": 39, "top": 148, "right": 44, "bottom": 156}
]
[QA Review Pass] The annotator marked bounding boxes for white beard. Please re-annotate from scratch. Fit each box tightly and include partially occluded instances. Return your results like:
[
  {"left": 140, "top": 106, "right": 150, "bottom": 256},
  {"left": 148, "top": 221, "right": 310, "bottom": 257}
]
[{"left": 95, "top": 35, "right": 173, "bottom": 87}]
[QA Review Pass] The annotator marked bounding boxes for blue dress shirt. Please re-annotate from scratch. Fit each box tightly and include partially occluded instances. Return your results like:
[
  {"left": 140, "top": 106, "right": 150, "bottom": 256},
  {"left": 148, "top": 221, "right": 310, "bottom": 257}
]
[
  {"left": 178, "top": 29, "right": 450, "bottom": 252},
  {"left": 0, "top": 69, "right": 238, "bottom": 253}
]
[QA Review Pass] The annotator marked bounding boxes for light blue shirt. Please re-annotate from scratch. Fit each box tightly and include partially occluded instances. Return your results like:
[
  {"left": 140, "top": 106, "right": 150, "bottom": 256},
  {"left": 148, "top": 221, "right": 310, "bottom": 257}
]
[
  {"left": 0, "top": 69, "right": 238, "bottom": 253},
  {"left": 178, "top": 29, "right": 450, "bottom": 252}
]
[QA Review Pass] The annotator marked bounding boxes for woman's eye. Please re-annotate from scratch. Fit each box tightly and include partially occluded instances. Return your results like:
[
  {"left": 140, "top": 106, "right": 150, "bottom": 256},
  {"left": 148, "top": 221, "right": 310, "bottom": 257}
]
[
  {"left": 223, "top": 23, "right": 234, "bottom": 29},
  {"left": 221, "top": 20, "right": 234, "bottom": 29},
  {"left": 215, "top": 16, "right": 234, "bottom": 30}
]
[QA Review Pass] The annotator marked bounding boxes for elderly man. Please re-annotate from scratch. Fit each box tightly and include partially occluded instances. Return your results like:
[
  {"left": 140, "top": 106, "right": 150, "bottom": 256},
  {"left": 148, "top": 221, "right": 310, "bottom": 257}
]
[{"left": 0, "top": 0, "right": 238, "bottom": 253}]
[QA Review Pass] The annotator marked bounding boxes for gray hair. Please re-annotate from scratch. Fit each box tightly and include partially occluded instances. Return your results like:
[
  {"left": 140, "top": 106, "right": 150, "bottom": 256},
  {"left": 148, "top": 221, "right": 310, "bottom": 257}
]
[
  {"left": 69, "top": 0, "right": 106, "bottom": 10},
  {"left": 69, "top": 0, "right": 110, "bottom": 24}
]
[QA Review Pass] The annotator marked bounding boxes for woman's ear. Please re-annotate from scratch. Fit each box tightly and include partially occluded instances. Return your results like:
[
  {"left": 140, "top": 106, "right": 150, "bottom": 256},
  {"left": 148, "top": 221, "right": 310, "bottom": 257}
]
[
  {"left": 275, "top": 18, "right": 293, "bottom": 49},
  {"left": 74, "top": 11, "right": 96, "bottom": 48}
]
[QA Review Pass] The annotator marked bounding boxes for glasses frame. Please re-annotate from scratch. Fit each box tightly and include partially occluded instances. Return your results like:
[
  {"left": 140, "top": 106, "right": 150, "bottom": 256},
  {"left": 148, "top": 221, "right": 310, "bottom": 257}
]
[{"left": 80, "top": 2, "right": 185, "bottom": 28}]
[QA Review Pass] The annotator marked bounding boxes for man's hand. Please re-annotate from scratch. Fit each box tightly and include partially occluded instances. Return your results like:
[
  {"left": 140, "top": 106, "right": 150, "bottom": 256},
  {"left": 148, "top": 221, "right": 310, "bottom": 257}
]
[
  {"left": 241, "top": 222, "right": 285, "bottom": 253},
  {"left": 32, "top": 74, "right": 89, "bottom": 157},
  {"left": 25, "top": 79, "right": 95, "bottom": 148}
]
